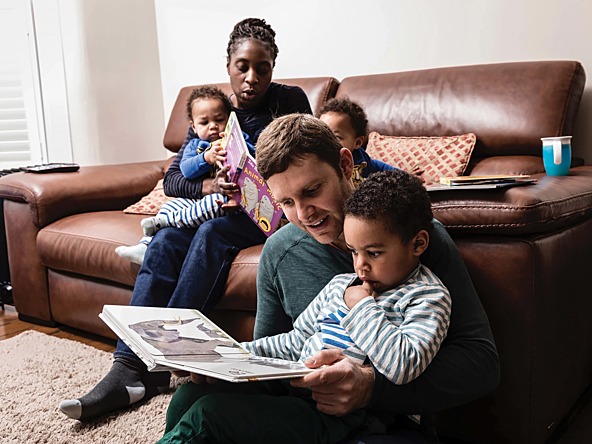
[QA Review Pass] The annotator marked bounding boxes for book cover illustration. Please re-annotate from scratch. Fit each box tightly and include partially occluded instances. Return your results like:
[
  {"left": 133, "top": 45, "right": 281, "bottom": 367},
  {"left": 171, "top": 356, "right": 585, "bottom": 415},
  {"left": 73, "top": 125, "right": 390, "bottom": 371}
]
[
  {"left": 222, "top": 111, "right": 249, "bottom": 185},
  {"left": 100, "top": 305, "right": 313, "bottom": 382},
  {"left": 222, "top": 112, "right": 284, "bottom": 237}
]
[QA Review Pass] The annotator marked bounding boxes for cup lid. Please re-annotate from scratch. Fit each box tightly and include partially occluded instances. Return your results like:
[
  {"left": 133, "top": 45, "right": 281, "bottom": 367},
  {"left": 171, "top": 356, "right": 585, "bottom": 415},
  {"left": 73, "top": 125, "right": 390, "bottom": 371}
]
[{"left": 541, "top": 136, "right": 572, "bottom": 142}]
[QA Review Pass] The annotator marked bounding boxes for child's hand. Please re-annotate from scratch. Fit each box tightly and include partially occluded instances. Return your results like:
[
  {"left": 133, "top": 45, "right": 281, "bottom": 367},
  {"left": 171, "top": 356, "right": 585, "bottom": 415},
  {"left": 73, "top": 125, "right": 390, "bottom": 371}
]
[
  {"left": 204, "top": 139, "right": 226, "bottom": 165},
  {"left": 343, "top": 281, "right": 374, "bottom": 309},
  {"left": 409, "top": 165, "right": 425, "bottom": 182}
]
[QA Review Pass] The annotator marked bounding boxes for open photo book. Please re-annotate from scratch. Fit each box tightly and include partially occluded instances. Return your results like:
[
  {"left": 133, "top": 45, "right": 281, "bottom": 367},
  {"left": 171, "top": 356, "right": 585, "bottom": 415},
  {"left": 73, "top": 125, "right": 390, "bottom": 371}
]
[
  {"left": 99, "top": 305, "right": 313, "bottom": 382},
  {"left": 222, "top": 111, "right": 284, "bottom": 237}
]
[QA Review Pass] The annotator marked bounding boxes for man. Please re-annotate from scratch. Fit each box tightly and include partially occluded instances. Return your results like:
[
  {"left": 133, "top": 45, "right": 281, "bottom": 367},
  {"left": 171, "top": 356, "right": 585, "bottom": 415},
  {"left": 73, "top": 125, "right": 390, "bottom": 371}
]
[
  {"left": 253, "top": 114, "right": 500, "bottom": 442},
  {"left": 165, "top": 114, "right": 499, "bottom": 443}
]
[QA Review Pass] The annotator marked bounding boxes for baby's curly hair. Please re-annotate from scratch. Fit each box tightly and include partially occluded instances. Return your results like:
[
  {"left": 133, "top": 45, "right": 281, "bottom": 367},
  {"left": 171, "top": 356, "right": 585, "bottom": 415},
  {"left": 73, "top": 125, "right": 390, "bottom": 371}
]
[
  {"left": 344, "top": 170, "right": 433, "bottom": 244},
  {"left": 227, "top": 18, "right": 279, "bottom": 66},
  {"left": 186, "top": 85, "right": 231, "bottom": 121},
  {"left": 318, "top": 97, "right": 368, "bottom": 138}
]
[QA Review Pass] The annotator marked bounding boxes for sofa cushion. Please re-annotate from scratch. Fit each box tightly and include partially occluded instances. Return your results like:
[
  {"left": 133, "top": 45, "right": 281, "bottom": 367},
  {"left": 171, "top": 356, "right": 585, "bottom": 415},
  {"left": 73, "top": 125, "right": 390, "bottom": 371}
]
[
  {"left": 366, "top": 132, "right": 476, "bottom": 185},
  {"left": 336, "top": 61, "right": 585, "bottom": 158},
  {"left": 123, "top": 179, "right": 173, "bottom": 215}
]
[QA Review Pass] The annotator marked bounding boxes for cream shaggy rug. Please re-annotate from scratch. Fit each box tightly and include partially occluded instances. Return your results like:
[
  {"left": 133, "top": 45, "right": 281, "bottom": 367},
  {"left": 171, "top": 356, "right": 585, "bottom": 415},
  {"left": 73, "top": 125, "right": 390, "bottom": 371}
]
[{"left": 0, "top": 331, "right": 184, "bottom": 443}]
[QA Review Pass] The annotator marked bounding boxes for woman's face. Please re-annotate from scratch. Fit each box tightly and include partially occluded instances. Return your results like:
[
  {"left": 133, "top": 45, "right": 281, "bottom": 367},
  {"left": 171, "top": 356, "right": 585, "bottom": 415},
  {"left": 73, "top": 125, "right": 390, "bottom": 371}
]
[{"left": 227, "top": 38, "right": 274, "bottom": 110}]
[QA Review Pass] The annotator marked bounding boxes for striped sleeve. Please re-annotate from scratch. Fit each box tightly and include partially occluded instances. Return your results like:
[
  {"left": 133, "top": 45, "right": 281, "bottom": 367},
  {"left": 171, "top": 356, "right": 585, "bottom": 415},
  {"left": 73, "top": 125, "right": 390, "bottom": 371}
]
[
  {"left": 242, "top": 275, "right": 342, "bottom": 361},
  {"left": 341, "top": 266, "right": 451, "bottom": 385}
]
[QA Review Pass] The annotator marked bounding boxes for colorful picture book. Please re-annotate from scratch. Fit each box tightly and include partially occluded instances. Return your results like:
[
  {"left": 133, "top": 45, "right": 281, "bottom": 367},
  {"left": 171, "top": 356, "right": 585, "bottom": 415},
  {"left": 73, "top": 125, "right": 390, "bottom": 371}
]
[
  {"left": 99, "top": 305, "right": 313, "bottom": 382},
  {"left": 222, "top": 112, "right": 284, "bottom": 237}
]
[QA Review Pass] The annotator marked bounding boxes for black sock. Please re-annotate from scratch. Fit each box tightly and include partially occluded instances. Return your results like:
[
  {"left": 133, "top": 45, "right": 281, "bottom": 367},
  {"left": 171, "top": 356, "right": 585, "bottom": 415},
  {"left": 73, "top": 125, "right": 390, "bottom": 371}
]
[{"left": 59, "top": 357, "right": 168, "bottom": 420}]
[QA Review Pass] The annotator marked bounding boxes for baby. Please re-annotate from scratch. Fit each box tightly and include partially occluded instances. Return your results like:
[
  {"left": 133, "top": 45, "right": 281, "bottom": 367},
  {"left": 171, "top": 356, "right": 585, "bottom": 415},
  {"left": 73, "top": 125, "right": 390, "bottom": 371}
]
[
  {"left": 116, "top": 85, "right": 253, "bottom": 265},
  {"left": 318, "top": 97, "right": 395, "bottom": 187}
]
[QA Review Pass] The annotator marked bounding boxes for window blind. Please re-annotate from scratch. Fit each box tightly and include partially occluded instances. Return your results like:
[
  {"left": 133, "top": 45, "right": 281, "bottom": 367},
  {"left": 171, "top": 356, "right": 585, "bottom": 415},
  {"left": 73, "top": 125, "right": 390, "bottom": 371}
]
[
  {"left": 0, "top": 0, "right": 42, "bottom": 169},
  {"left": 0, "top": 69, "right": 31, "bottom": 166}
]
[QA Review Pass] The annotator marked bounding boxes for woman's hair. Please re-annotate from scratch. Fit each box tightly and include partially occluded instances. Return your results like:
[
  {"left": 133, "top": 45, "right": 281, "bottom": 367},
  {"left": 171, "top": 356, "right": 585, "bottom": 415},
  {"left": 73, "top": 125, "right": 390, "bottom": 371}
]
[
  {"left": 186, "top": 85, "right": 231, "bottom": 121},
  {"left": 318, "top": 97, "right": 369, "bottom": 138},
  {"left": 256, "top": 114, "right": 343, "bottom": 180},
  {"left": 226, "top": 18, "right": 279, "bottom": 66},
  {"left": 344, "top": 170, "right": 433, "bottom": 244}
]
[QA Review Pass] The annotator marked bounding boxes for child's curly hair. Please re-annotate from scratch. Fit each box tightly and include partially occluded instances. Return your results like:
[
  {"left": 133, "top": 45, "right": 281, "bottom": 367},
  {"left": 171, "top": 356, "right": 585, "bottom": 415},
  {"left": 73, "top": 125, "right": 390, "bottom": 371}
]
[
  {"left": 344, "top": 170, "right": 433, "bottom": 244},
  {"left": 317, "top": 97, "right": 368, "bottom": 138},
  {"left": 186, "top": 85, "right": 231, "bottom": 121}
]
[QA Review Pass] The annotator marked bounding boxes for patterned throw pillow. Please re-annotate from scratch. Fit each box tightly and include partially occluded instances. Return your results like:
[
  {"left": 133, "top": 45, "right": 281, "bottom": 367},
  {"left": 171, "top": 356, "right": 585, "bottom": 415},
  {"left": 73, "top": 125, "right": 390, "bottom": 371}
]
[
  {"left": 365, "top": 132, "right": 477, "bottom": 185},
  {"left": 123, "top": 179, "right": 174, "bottom": 215}
]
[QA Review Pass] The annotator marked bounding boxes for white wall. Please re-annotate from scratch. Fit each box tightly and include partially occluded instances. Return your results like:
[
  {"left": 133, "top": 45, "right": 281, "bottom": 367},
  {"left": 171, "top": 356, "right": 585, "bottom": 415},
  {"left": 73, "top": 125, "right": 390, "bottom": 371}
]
[
  {"left": 34, "top": 0, "right": 165, "bottom": 166},
  {"left": 154, "top": 0, "right": 592, "bottom": 162}
]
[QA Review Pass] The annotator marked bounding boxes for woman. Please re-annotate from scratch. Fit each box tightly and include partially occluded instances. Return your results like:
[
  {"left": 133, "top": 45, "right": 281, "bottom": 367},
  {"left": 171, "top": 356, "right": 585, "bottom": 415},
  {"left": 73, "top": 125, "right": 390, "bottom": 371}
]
[
  {"left": 163, "top": 17, "right": 311, "bottom": 200},
  {"left": 59, "top": 17, "right": 312, "bottom": 422}
]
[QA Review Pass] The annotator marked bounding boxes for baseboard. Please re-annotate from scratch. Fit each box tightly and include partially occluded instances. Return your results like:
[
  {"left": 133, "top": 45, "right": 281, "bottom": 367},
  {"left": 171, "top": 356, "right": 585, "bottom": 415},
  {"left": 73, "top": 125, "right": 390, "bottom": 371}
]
[{"left": 17, "top": 313, "right": 57, "bottom": 327}]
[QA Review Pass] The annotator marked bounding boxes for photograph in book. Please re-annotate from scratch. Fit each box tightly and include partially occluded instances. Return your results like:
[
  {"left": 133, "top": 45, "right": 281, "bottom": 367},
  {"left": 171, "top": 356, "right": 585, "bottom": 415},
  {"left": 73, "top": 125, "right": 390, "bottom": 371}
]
[
  {"left": 99, "top": 305, "right": 313, "bottom": 382},
  {"left": 222, "top": 112, "right": 284, "bottom": 237}
]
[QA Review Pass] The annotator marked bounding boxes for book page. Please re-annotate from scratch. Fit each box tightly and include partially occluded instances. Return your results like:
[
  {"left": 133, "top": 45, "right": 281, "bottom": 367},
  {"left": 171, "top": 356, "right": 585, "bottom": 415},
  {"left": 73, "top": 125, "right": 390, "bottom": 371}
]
[
  {"left": 101, "top": 305, "right": 249, "bottom": 359},
  {"left": 100, "top": 305, "right": 313, "bottom": 382}
]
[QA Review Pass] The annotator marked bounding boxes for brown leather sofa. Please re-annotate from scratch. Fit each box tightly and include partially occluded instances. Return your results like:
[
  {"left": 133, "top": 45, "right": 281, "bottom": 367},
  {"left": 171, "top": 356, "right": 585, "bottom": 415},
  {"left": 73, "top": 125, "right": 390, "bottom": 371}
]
[{"left": 1, "top": 60, "right": 590, "bottom": 443}]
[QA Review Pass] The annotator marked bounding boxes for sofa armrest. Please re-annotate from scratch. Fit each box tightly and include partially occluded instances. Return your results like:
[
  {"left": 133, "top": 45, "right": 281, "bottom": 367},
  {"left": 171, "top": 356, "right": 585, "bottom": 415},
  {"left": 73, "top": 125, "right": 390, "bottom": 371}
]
[
  {"left": 430, "top": 166, "right": 592, "bottom": 235},
  {"left": 0, "top": 160, "right": 167, "bottom": 229}
]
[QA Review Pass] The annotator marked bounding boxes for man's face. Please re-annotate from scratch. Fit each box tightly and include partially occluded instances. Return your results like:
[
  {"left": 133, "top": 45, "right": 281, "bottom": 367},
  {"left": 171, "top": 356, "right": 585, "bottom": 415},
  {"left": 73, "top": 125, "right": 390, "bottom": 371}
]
[{"left": 266, "top": 151, "right": 354, "bottom": 249}]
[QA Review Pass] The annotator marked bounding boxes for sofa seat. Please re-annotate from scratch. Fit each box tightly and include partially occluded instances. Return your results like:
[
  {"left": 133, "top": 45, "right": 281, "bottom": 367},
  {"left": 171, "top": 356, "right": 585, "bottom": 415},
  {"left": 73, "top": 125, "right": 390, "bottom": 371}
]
[
  {"left": 36, "top": 208, "right": 263, "bottom": 340},
  {"left": 38, "top": 211, "right": 142, "bottom": 287}
]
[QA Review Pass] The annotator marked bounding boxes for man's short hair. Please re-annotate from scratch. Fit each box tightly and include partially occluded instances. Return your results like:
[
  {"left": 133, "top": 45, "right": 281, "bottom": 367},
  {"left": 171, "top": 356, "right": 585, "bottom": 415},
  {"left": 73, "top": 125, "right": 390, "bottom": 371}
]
[
  {"left": 257, "top": 114, "right": 344, "bottom": 180},
  {"left": 344, "top": 170, "right": 433, "bottom": 244}
]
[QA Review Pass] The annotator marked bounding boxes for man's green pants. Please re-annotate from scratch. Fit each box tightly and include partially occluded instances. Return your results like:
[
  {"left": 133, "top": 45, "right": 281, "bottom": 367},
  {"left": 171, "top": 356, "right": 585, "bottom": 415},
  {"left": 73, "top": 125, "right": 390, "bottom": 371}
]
[{"left": 158, "top": 379, "right": 368, "bottom": 444}]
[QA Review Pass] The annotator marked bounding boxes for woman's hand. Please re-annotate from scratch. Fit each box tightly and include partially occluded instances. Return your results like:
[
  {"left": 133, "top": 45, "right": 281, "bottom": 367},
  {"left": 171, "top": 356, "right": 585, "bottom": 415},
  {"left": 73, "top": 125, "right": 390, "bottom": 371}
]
[
  {"left": 204, "top": 139, "right": 226, "bottom": 165},
  {"left": 212, "top": 165, "right": 239, "bottom": 196},
  {"left": 216, "top": 198, "right": 241, "bottom": 213},
  {"left": 290, "top": 349, "right": 374, "bottom": 416}
]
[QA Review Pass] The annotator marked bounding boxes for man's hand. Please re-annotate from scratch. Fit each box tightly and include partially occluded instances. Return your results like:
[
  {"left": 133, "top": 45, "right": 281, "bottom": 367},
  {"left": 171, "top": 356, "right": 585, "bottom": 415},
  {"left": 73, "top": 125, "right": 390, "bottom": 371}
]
[
  {"left": 190, "top": 373, "right": 219, "bottom": 385},
  {"left": 172, "top": 370, "right": 217, "bottom": 385},
  {"left": 290, "top": 349, "right": 374, "bottom": 416}
]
